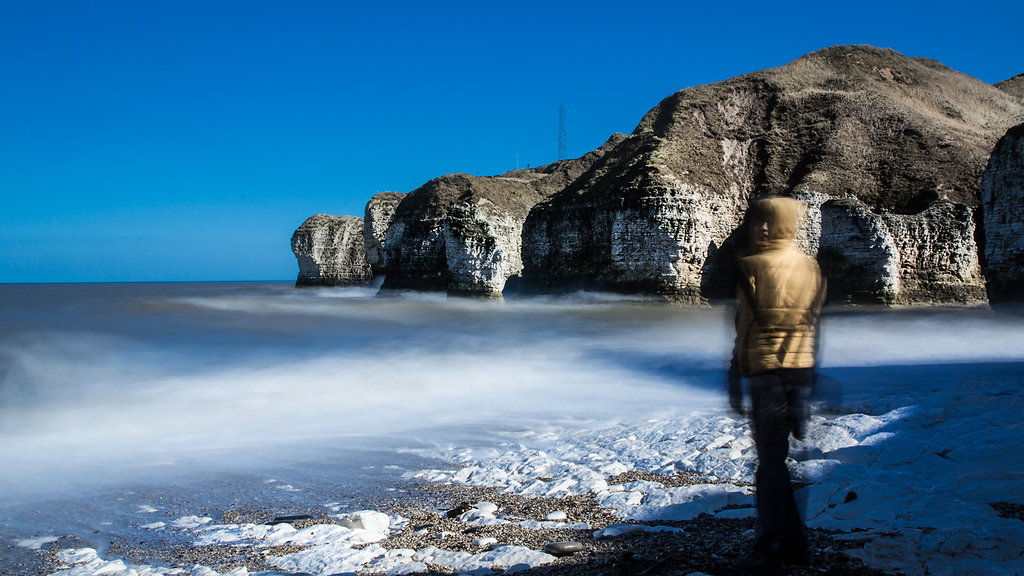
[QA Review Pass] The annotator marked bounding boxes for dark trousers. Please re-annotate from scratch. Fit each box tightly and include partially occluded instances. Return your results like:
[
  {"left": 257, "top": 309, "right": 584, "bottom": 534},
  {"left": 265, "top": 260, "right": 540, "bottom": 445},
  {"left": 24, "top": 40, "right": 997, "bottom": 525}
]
[{"left": 749, "top": 368, "right": 813, "bottom": 554}]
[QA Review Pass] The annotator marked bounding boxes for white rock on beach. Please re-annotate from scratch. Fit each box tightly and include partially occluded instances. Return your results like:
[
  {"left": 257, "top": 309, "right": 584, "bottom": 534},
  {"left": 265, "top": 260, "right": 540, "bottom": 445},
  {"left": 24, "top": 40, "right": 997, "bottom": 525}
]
[
  {"left": 335, "top": 510, "right": 392, "bottom": 534},
  {"left": 271, "top": 542, "right": 389, "bottom": 575},
  {"left": 412, "top": 545, "right": 556, "bottom": 573},
  {"left": 544, "top": 510, "right": 568, "bottom": 521},
  {"left": 457, "top": 501, "right": 506, "bottom": 526},
  {"left": 49, "top": 547, "right": 250, "bottom": 576}
]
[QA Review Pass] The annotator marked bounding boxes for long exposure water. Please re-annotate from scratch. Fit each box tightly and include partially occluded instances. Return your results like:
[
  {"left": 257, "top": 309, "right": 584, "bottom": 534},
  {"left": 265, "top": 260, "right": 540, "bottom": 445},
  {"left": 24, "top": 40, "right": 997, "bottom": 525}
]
[{"left": 1, "top": 282, "right": 1022, "bottom": 571}]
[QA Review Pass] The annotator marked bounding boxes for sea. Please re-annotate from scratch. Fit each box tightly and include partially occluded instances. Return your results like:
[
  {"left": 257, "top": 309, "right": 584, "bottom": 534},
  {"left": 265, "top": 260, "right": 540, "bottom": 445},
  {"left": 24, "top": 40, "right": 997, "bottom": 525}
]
[{"left": 1, "top": 281, "right": 1023, "bottom": 573}]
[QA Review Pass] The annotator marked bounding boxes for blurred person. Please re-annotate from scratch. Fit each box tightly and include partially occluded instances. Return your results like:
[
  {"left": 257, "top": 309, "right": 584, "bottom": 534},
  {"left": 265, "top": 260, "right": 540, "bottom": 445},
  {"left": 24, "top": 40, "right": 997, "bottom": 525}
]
[{"left": 729, "top": 196, "right": 826, "bottom": 575}]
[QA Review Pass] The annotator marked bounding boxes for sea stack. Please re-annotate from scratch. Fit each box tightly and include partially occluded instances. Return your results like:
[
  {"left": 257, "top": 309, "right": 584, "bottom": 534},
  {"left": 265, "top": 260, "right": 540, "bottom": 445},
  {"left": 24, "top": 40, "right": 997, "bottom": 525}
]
[{"left": 291, "top": 214, "right": 373, "bottom": 287}]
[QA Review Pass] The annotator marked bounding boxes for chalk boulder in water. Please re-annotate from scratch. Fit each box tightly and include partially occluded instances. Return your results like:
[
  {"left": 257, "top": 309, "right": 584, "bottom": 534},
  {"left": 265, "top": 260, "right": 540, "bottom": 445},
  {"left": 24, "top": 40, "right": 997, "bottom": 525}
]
[
  {"left": 981, "top": 123, "right": 1024, "bottom": 302},
  {"left": 291, "top": 214, "right": 373, "bottom": 287}
]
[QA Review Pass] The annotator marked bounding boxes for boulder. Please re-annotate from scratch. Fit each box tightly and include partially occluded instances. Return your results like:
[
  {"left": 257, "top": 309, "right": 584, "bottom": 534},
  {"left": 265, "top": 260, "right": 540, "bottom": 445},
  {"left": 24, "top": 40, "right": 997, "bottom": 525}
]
[
  {"left": 521, "top": 45, "right": 1023, "bottom": 302},
  {"left": 980, "top": 123, "right": 1024, "bottom": 301},
  {"left": 291, "top": 214, "right": 373, "bottom": 287}
]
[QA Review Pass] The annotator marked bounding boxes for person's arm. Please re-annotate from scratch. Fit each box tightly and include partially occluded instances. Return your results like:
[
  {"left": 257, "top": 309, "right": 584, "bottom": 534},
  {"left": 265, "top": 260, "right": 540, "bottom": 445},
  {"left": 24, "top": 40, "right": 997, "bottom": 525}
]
[
  {"left": 728, "top": 355, "right": 744, "bottom": 416},
  {"left": 729, "top": 272, "right": 755, "bottom": 416}
]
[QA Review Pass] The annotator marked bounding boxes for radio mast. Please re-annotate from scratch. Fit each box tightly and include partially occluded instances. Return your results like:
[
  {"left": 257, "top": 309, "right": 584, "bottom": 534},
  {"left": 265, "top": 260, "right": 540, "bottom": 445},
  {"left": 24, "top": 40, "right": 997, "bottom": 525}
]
[{"left": 558, "top": 105, "right": 567, "bottom": 161}]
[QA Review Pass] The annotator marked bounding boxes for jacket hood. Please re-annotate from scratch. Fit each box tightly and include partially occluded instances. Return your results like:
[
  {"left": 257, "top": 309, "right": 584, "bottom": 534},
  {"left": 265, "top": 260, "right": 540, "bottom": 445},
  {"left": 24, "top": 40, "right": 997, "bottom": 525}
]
[{"left": 747, "top": 196, "right": 805, "bottom": 251}]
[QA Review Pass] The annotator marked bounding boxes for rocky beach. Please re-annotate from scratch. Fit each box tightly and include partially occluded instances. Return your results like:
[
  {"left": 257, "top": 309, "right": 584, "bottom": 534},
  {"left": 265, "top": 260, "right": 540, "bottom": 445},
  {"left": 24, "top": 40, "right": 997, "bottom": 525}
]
[{"left": 37, "top": 477, "right": 903, "bottom": 576}]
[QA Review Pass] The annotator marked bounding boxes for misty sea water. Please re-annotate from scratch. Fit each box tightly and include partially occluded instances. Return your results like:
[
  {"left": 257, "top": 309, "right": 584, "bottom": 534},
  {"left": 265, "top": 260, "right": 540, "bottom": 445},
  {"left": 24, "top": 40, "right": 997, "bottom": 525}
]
[
  {"left": 2, "top": 282, "right": 1023, "bottom": 573},
  {"left": 0, "top": 282, "right": 731, "bottom": 566}
]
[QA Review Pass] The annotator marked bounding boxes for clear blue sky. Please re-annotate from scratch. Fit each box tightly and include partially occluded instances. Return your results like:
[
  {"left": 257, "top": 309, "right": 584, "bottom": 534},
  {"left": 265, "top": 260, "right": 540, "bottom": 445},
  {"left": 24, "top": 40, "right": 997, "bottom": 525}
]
[{"left": 2, "top": 1, "right": 1021, "bottom": 283}]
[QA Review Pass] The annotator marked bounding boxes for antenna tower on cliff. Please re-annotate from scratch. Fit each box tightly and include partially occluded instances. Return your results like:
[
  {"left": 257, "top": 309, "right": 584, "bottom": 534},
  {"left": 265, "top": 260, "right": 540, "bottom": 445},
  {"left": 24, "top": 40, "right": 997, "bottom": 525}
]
[{"left": 558, "top": 105, "right": 567, "bottom": 160}]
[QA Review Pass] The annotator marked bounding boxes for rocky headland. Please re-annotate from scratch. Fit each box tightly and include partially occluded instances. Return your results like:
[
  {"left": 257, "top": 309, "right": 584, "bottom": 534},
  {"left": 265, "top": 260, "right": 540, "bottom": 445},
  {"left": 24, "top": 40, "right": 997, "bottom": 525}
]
[{"left": 292, "top": 45, "right": 1024, "bottom": 304}]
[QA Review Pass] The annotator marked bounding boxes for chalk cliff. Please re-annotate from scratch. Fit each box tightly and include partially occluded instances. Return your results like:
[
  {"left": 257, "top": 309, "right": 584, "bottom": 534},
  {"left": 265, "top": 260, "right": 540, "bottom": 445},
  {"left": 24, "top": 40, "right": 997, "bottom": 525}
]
[
  {"left": 980, "top": 123, "right": 1024, "bottom": 302},
  {"left": 291, "top": 214, "right": 372, "bottom": 287},
  {"left": 818, "top": 198, "right": 983, "bottom": 303},
  {"left": 521, "top": 45, "right": 1023, "bottom": 302},
  {"left": 380, "top": 135, "right": 626, "bottom": 297},
  {"left": 292, "top": 46, "right": 1023, "bottom": 304}
]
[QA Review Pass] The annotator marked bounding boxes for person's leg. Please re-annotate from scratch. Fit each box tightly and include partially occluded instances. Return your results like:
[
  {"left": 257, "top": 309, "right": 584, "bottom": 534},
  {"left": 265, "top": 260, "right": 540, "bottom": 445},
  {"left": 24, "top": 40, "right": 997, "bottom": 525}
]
[
  {"left": 781, "top": 368, "right": 814, "bottom": 564},
  {"left": 750, "top": 372, "right": 791, "bottom": 557}
]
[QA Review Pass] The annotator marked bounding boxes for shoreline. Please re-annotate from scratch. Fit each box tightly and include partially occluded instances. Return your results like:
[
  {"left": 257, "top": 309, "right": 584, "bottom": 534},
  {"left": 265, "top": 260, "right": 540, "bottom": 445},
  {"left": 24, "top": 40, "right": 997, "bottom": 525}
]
[{"left": 31, "top": 474, "right": 896, "bottom": 576}]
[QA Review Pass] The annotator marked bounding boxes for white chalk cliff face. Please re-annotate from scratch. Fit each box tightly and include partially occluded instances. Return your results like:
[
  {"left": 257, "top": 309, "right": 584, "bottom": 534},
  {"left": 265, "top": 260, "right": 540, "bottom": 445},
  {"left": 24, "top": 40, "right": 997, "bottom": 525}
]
[
  {"left": 816, "top": 199, "right": 983, "bottom": 303},
  {"left": 379, "top": 174, "right": 541, "bottom": 297},
  {"left": 291, "top": 214, "right": 372, "bottom": 287},
  {"left": 443, "top": 199, "right": 523, "bottom": 296},
  {"left": 981, "top": 123, "right": 1024, "bottom": 302},
  {"left": 364, "top": 192, "right": 406, "bottom": 275}
]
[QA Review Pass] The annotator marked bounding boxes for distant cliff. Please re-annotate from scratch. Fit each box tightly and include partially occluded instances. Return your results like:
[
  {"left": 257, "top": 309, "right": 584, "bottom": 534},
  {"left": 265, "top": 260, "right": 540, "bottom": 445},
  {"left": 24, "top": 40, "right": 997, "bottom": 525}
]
[{"left": 292, "top": 45, "right": 1024, "bottom": 304}]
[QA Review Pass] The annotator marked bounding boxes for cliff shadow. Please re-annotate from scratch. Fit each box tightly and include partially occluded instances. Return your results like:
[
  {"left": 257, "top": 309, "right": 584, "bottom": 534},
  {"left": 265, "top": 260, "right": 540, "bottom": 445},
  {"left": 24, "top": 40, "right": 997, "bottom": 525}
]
[
  {"left": 583, "top": 347, "right": 732, "bottom": 397},
  {"left": 699, "top": 225, "right": 747, "bottom": 301},
  {"left": 586, "top": 341, "right": 1024, "bottom": 420}
]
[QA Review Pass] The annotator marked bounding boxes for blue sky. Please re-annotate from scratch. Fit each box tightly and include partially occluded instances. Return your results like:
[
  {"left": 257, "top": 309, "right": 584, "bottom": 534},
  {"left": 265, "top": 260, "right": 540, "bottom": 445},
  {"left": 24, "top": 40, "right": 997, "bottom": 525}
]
[{"left": 2, "top": 1, "right": 1021, "bottom": 283}]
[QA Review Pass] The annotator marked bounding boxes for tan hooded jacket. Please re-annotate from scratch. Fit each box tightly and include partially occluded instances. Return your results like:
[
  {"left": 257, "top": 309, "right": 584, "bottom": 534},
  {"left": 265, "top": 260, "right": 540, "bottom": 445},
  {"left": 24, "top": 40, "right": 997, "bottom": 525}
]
[{"left": 734, "top": 197, "right": 825, "bottom": 376}]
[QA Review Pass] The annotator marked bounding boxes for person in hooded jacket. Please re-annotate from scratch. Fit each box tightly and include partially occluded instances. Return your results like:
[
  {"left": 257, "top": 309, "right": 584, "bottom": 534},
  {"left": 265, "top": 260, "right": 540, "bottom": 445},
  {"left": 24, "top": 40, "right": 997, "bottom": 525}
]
[{"left": 729, "top": 196, "right": 826, "bottom": 574}]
